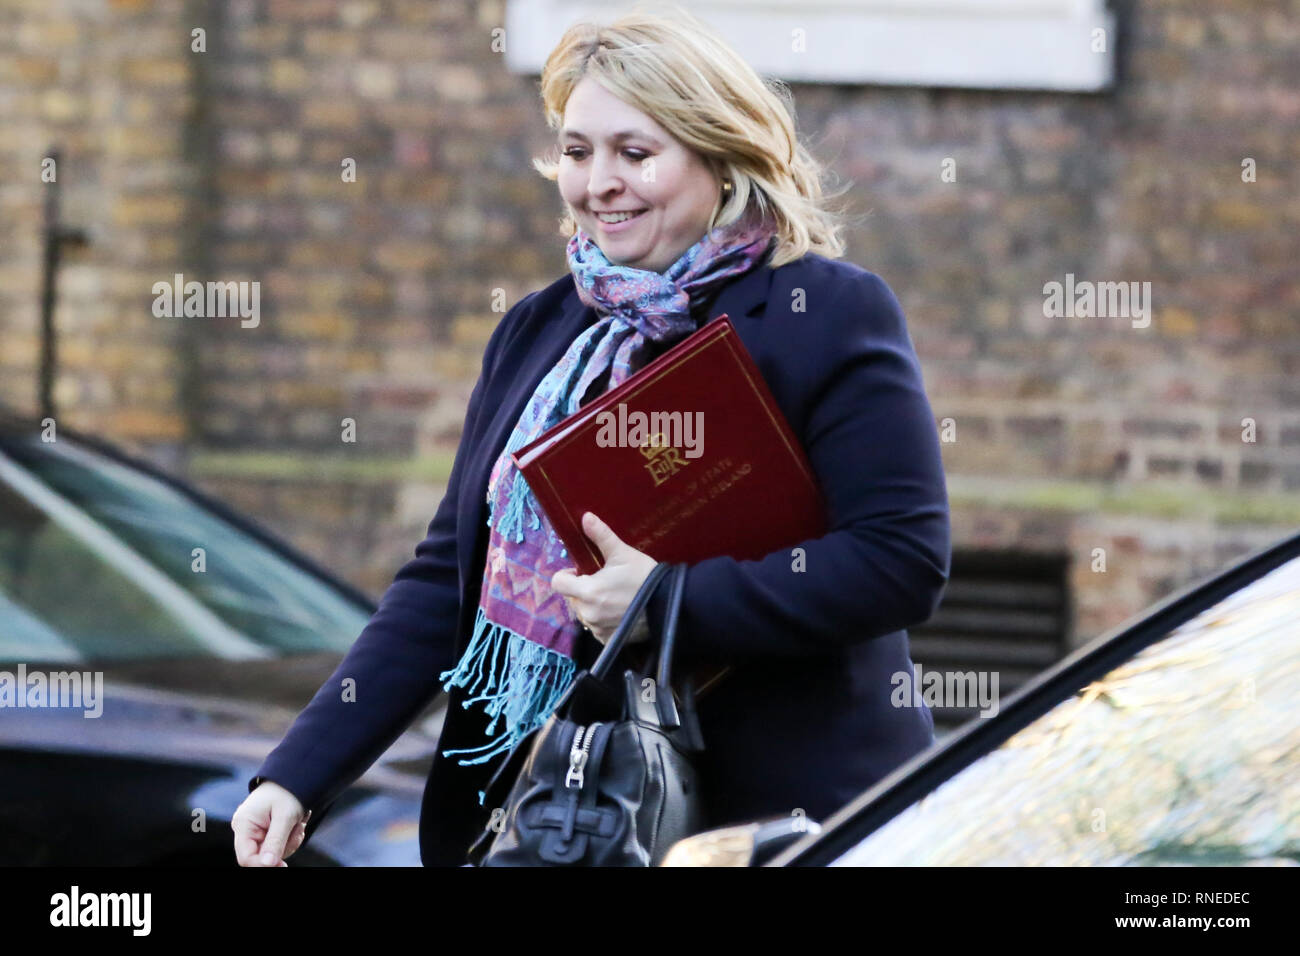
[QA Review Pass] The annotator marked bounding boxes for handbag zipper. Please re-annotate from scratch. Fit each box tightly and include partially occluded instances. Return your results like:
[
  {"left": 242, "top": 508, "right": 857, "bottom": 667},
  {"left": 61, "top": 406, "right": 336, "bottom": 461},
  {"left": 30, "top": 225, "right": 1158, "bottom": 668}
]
[{"left": 565, "top": 722, "right": 600, "bottom": 790}]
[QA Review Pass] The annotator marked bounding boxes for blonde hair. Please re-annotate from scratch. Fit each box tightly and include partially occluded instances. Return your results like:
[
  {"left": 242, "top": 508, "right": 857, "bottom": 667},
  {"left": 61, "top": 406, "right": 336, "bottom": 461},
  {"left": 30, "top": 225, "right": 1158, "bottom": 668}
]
[{"left": 530, "top": 4, "right": 852, "bottom": 268}]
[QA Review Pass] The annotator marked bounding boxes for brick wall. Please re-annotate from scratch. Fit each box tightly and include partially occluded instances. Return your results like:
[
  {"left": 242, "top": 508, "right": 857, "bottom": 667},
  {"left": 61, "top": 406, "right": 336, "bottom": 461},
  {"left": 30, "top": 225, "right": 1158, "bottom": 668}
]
[
  {"left": 1, "top": 0, "right": 196, "bottom": 459},
  {"left": 3, "top": 0, "right": 1297, "bottom": 635}
]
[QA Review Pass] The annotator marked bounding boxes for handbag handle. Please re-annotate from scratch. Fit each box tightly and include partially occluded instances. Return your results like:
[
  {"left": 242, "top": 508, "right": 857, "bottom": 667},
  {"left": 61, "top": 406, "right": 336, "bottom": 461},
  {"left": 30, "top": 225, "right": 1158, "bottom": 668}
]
[
  {"left": 588, "top": 562, "right": 692, "bottom": 732},
  {"left": 652, "top": 563, "right": 689, "bottom": 730},
  {"left": 589, "top": 561, "right": 673, "bottom": 681}
]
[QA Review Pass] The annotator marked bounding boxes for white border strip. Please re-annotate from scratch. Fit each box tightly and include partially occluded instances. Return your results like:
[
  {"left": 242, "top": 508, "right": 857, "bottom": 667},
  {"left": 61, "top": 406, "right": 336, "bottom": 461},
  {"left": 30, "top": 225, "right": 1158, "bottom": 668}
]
[{"left": 505, "top": 0, "right": 1115, "bottom": 92}]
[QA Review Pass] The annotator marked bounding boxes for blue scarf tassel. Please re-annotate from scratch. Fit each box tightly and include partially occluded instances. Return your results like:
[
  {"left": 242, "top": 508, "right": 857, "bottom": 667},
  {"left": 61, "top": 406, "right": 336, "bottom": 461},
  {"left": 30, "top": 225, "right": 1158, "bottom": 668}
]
[{"left": 438, "top": 605, "right": 578, "bottom": 804}]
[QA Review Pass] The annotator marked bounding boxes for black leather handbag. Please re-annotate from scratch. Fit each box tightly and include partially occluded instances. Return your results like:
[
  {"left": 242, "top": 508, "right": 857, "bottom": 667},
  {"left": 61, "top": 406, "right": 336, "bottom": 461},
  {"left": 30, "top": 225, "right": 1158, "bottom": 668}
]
[{"left": 466, "top": 561, "right": 707, "bottom": 866}]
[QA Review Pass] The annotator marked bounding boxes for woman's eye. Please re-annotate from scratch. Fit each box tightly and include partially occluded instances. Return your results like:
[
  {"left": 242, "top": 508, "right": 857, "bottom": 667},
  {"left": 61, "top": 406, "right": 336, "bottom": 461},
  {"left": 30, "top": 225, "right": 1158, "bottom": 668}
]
[{"left": 562, "top": 147, "right": 648, "bottom": 162}]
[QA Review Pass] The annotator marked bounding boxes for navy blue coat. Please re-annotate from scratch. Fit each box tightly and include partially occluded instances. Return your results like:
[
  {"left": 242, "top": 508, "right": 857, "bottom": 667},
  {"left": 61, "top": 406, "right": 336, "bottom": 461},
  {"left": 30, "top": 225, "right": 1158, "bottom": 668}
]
[{"left": 251, "top": 250, "right": 951, "bottom": 866}]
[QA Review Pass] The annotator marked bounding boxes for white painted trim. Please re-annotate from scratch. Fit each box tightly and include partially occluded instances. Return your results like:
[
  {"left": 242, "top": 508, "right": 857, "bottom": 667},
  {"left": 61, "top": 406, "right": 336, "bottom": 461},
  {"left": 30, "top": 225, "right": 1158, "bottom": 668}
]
[{"left": 504, "top": 0, "right": 1115, "bottom": 92}]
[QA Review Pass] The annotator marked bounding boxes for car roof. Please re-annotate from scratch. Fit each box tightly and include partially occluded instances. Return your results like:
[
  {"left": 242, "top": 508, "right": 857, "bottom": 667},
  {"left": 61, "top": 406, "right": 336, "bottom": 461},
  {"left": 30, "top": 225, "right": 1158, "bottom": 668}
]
[{"left": 771, "top": 526, "right": 1300, "bottom": 866}]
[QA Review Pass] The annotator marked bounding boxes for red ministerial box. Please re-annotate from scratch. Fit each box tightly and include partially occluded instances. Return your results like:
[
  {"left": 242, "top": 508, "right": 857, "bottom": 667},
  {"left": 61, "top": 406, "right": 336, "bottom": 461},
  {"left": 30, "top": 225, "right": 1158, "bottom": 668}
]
[{"left": 511, "top": 315, "right": 827, "bottom": 575}]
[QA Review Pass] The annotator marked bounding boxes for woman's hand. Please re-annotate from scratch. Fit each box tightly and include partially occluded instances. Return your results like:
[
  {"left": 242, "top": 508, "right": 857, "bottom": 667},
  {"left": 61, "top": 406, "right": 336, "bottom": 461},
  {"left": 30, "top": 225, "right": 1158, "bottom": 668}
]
[
  {"left": 232, "top": 780, "right": 310, "bottom": 867},
  {"left": 551, "top": 512, "right": 658, "bottom": 645}
]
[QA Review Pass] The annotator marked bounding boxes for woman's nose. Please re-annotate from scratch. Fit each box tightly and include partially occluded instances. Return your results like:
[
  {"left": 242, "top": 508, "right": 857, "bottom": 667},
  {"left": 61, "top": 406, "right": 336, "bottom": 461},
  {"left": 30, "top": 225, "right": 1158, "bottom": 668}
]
[{"left": 587, "top": 155, "right": 624, "bottom": 199}]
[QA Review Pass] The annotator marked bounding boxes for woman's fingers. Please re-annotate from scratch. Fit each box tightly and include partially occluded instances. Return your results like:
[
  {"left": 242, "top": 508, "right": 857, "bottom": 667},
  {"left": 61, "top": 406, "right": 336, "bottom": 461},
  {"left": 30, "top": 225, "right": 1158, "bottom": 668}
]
[
  {"left": 257, "top": 809, "right": 297, "bottom": 866},
  {"left": 284, "top": 820, "right": 308, "bottom": 858},
  {"left": 233, "top": 825, "right": 264, "bottom": 867},
  {"left": 233, "top": 782, "right": 307, "bottom": 866},
  {"left": 552, "top": 553, "right": 658, "bottom": 642}
]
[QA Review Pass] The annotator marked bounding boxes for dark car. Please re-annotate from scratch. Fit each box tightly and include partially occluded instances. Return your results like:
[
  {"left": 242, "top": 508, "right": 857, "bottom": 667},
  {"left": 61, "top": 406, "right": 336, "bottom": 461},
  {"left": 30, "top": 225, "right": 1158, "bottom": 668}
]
[
  {"left": 0, "top": 416, "right": 444, "bottom": 865},
  {"left": 663, "top": 528, "right": 1300, "bottom": 866}
]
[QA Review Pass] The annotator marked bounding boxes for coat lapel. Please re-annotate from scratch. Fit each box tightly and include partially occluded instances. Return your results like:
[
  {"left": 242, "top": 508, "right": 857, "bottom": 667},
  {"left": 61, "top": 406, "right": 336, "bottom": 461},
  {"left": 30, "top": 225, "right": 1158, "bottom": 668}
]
[
  {"left": 700, "top": 253, "right": 773, "bottom": 331},
  {"left": 454, "top": 283, "right": 595, "bottom": 594}
]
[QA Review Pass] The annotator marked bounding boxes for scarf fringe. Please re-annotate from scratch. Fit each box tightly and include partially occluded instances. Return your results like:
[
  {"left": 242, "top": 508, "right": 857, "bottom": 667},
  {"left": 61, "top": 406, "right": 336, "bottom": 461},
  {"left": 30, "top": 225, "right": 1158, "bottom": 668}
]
[
  {"left": 485, "top": 397, "right": 574, "bottom": 554},
  {"left": 492, "top": 472, "right": 542, "bottom": 543},
  {"left": 487, "top": 472, "right": 567, "bottom": 558},
  {"left": 439, "top": 606, "right": 577, "bottom": 801}
]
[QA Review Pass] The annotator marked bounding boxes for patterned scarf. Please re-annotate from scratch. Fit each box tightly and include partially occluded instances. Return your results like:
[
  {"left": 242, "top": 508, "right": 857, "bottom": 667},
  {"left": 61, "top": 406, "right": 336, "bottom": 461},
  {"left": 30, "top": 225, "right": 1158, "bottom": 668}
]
[{"left": 438, "top": 212, "right": 776, "bottom": 788}]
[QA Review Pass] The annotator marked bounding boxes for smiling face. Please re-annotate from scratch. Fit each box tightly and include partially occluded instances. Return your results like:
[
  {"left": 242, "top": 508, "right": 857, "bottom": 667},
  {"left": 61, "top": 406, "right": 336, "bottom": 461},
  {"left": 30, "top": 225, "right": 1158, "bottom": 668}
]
[{"left": 557, "top": 77, "right": 722, "bottom": 273}]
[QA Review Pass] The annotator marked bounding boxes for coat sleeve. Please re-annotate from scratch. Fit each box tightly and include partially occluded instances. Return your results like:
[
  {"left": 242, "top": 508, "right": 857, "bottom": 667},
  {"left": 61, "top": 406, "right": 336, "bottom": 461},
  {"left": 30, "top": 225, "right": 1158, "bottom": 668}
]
[
  {"left": 645, "top": 270, "right": 950, "bottom": 660},
  {"left": 248, "top": 293, "right": 536, "bottom": 814}
]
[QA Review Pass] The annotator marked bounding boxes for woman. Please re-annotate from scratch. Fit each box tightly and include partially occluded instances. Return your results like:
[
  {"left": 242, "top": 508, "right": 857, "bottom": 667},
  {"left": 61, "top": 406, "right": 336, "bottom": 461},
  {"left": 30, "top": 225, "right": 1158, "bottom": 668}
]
[{"left": 232, "top": 9, "right": 949, "bottom": 868}]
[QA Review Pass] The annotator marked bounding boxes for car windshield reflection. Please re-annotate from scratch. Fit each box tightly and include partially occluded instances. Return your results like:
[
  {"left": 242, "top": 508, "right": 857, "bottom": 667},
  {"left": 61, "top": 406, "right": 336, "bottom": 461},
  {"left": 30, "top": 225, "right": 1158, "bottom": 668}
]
[
  {"left": 0, "top": 436, "right": 368, "bottom": 663},
  {"left": 832, "top": 554, "right": 1300, "bottom": 866}
]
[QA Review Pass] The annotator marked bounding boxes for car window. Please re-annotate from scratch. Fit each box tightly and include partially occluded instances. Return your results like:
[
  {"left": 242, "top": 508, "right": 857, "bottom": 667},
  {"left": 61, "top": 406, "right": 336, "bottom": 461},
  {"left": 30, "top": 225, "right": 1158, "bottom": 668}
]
[
  {"left": 831, "top": 554, "right": 1300, "bottom": 865},
  {"left": 0, "top": 438, "right": 369, "bottom": 662}
]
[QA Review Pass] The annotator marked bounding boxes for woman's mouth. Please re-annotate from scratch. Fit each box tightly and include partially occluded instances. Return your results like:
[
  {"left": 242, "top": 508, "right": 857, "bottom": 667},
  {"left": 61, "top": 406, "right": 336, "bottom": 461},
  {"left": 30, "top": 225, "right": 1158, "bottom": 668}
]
[{"left": 593, "top": 208, "right": 648, "bottom": 232}]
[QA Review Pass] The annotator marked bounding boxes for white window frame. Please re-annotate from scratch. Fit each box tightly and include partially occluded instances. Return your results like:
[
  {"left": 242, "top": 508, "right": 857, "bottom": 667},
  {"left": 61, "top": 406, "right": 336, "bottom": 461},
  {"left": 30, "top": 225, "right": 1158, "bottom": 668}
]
[{"left": 504, "top": 0, "right": 1116, "bottom": 92}]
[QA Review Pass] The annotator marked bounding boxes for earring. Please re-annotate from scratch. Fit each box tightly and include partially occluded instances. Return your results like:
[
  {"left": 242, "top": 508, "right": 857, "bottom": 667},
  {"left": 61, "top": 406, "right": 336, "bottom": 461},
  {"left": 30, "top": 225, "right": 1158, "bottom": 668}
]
[{"left": 721, "top": 179, "right": 733, "bottom": 194}]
